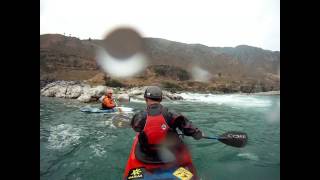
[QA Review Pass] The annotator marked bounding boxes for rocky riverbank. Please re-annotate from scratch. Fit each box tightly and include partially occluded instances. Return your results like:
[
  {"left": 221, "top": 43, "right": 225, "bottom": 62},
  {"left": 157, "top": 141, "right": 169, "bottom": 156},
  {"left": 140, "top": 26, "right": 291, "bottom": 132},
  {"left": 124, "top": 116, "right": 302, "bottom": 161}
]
[
  {"left": 40, "top": 80, "right": 280, "bottom": 103},
  {"left": 40, "top": 81, "right": 184, "bottom": 103}
]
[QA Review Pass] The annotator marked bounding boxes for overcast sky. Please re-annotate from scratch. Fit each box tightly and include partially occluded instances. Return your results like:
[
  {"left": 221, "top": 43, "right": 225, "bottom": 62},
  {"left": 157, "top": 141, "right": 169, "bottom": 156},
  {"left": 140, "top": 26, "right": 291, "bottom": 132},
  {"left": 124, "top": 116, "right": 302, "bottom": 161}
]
[{"left": 40, "top": 0, "right": 280, "bottom": 51}]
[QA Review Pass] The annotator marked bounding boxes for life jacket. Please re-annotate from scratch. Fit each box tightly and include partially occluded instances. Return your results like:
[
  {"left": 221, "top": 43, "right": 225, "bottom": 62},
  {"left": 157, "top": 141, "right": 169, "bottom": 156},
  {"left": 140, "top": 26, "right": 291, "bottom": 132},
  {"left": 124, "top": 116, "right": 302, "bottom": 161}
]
[
  {"left": 142, "top": 110, "right": 170, "bottom": 149},
  {"left": 135, "top": 106, "right": 189, "bottom": 164},
  {"left": 102, "top": 96, "right": 115, "bottom": 109},
  {"left": 139, "top": 106, "right": 185, "bottom": 150}
]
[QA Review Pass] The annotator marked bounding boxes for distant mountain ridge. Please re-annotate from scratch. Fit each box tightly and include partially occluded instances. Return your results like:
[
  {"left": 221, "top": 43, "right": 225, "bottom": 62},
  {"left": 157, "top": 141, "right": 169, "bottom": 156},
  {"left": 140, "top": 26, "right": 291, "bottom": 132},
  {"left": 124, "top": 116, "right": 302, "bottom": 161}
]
[{"left": 40, "top": 34, "right": 280, "bottom": 92}]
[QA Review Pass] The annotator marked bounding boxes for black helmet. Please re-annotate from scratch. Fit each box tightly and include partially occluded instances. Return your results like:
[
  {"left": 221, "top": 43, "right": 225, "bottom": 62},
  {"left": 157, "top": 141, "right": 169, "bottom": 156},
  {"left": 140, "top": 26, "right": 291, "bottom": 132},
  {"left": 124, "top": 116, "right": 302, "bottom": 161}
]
[{"left": 144, "top": 86, "right": 162, "bottom": 100}]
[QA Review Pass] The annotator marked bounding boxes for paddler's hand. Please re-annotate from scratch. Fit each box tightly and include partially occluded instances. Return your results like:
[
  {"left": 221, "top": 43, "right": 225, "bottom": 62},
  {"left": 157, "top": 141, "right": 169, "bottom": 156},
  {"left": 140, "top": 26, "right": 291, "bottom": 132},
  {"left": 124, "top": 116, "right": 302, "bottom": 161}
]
[{"left": 193, "top": 131, "right": 204, "bottom": 140}]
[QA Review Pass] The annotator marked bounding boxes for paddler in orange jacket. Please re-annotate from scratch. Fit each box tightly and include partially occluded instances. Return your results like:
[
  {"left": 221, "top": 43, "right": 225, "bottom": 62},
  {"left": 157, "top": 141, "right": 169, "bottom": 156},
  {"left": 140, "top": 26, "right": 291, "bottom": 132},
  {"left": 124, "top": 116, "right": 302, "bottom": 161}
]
[{"left": 99, "top": 89, "right": 117, "bottom": 110}]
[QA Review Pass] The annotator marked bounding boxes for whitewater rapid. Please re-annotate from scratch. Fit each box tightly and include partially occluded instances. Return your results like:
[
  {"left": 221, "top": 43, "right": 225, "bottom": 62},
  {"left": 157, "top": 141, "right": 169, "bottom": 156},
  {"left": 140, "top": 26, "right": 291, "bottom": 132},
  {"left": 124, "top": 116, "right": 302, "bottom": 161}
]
[{"left": 177, "top": 93, "right": 276, "bottom": 108}]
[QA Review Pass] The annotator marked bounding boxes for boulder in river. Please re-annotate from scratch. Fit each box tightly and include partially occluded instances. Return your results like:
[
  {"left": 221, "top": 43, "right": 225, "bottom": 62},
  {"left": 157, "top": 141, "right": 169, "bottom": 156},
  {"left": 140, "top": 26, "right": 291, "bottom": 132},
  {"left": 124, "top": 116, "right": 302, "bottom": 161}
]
[
  {"left": 77, "top": 94, "right": 93, "bottom": 103},
  {"left": 65, "top": 85, "right": 83, "bottom": 98},
  {"left": 85, "top": 85, "right": 106, "bottom": 98},
  {"left": 163, "top": 91, "right": 183, "bottom": 100},
  {"left": 41, "top": 81, "right": 107, "bottom": 101}
]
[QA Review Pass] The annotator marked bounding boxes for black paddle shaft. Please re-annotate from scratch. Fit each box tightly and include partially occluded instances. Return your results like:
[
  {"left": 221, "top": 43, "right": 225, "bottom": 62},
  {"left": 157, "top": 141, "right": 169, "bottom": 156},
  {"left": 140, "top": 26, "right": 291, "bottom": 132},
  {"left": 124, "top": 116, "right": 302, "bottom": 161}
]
[{"left": 178, "top": 131, "right": 248, "bottom": 148}]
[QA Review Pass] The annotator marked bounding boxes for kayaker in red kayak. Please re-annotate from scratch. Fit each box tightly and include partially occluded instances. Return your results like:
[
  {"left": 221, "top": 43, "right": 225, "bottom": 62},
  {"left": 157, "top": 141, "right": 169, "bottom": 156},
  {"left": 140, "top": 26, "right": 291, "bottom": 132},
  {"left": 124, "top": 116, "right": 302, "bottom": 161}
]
[{"left": 126, "top": 86, "right": 203, "bottom": 179}]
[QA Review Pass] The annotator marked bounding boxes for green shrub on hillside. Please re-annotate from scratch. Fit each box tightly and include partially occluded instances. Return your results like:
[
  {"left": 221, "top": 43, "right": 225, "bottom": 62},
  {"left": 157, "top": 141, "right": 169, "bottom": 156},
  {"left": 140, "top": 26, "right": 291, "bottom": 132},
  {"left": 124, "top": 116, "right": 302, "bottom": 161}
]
[
  {"left": 152, "top": 65, "right": 190, "bottom": 81},
  {"left": 105, "top": 79, "right": 126, "bottom": 87},
  {"left": 176, "top": 70, "right": 190, "bottom": 81},
  {"left": 153, "top": 66, "right": 167, "bottom": 76}
]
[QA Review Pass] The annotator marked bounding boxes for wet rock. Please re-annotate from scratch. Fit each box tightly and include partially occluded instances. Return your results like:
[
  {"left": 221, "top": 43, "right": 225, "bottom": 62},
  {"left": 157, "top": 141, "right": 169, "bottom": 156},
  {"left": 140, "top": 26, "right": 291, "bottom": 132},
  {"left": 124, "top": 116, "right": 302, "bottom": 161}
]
[{"left": 41, "top": 81, "right": 184, "bottom": 102}]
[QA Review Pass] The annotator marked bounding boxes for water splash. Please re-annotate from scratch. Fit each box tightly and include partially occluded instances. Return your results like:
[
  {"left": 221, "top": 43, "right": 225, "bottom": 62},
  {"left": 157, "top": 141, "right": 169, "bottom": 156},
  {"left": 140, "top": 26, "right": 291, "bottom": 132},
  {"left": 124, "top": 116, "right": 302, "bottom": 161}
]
[
  {"left": 90, "top": 144, "right": 106, "bottom": 157},
  {"left": 129, "top": 98, "right": 145, "bottom": 103},
  {"left": 47, "top": 124, "right": 81, "bottom": 150},
  {"left": 237, "top": 152, "right": 259, "bottom": 161},
  {"left": 178, "top": 93, "right": 272, "bottom": 108}
]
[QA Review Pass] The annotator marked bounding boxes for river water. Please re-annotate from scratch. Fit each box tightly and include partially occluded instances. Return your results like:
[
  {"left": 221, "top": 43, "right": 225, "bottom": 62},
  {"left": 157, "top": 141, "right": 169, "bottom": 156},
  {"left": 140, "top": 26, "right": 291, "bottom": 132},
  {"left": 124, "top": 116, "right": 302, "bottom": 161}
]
[{"left": 40, "top": 93, "right": 280, "bottom": 180}]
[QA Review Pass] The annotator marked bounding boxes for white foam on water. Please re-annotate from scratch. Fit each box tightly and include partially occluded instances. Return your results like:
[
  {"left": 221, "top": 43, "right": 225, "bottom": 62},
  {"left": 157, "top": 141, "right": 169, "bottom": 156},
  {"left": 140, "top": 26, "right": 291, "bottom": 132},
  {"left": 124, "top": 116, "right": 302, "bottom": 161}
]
[
  {"left": 117, "top": 107, "right": 134, "bottom": 112},
  {"left": 237, "top": 152, "right": 260, "bottom": 161},
  {"left": 110, "top": 123, "right": 117, "bottom": 129},
  {"left": 178, "top": 93, "right": 272, "bottom": 108},
  {"left": 47, "top": 124, "right": 81, "bottom": 150},
  {"left": 96, "top": 135, "right": 105, "bottom": 141},
  {"left": 104, "top": 120, "right": 117, "bottom": 129},
  {"left": 104, "top": 120, "right": 112, "bottom": 126},
  {"left": 89, "top": 144, "right": 106, "bottom": 157},
  {"left": 129, "top": 98, "right": 145, "bottom": 103}
]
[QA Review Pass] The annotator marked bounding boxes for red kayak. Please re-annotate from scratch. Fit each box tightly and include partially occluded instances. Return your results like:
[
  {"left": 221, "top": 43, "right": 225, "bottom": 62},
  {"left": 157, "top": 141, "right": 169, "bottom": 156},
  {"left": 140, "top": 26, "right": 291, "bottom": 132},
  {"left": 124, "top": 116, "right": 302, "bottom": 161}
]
[{"left": 123, "top": 134, "right": 198, "bottom": 180}]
